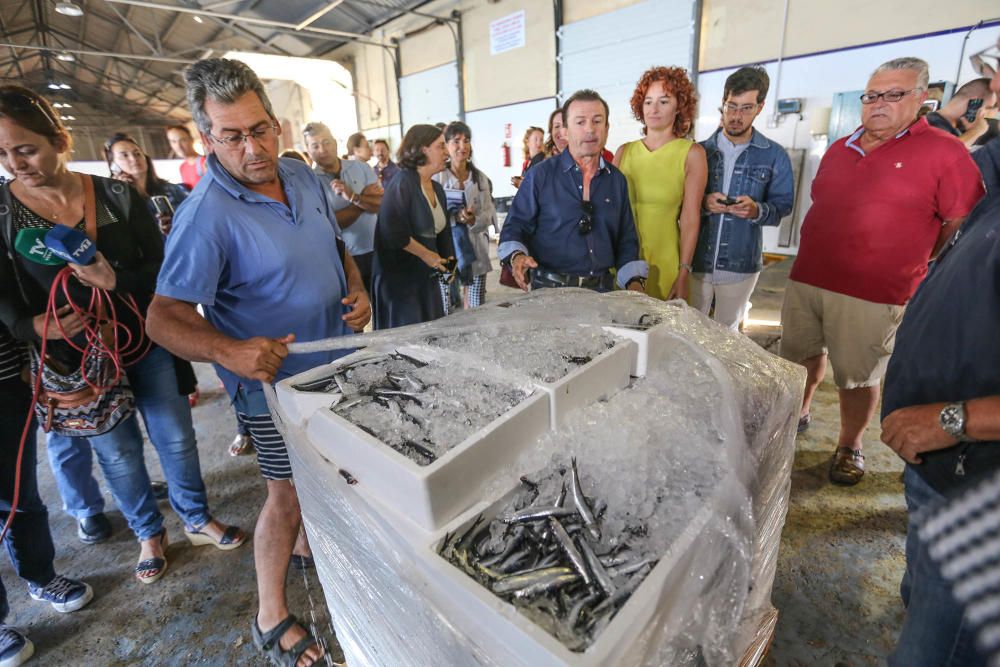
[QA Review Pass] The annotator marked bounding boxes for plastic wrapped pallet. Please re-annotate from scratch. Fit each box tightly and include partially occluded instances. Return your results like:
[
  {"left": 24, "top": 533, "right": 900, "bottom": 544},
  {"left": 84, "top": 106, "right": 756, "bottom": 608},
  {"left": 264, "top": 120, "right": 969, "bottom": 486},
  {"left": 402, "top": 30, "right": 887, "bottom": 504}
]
[{"left": 266, "top": 290, "right": 805, "bottom": 666}]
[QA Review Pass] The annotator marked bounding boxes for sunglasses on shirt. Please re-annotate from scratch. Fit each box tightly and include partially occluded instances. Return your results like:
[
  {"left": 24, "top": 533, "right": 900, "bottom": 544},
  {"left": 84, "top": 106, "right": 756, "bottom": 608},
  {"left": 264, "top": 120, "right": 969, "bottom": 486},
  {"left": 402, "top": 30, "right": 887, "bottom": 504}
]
[{"left": 579, "top": 201, "right": 594, "bottom": 236}]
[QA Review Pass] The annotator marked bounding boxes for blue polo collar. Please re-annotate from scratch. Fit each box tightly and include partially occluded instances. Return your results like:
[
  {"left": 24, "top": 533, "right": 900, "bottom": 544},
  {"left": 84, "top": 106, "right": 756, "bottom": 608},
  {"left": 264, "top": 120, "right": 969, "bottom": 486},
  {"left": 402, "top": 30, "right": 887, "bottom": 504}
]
[
  {"left": 205, "top": 154, "right": 296, "bottom": 203},
  {"left": 557, "top": 147, "right": 610, "bottom": 173}
]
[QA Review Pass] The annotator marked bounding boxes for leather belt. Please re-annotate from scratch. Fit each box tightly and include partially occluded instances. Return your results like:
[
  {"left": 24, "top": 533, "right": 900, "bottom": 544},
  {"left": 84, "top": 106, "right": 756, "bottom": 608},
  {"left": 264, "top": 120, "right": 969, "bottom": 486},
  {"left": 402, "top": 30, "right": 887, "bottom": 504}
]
[{"left": 531, "top": 269, "right": 615, "bottom": 292}]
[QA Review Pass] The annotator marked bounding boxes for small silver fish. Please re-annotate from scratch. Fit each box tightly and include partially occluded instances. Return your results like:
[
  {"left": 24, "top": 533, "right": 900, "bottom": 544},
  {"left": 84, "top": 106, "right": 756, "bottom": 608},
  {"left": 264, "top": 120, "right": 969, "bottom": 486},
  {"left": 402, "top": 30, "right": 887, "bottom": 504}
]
[
  {"left": 570, "top": 458, "right": 601, "bottom": 541},
  {"left": 492, "top": 567, "right": 579, "bottom": 598},
  {"left": 506, "top": 506, "right": 578, "bottom": 523},
  {"left": 548, "top": 517, "right": 592, "bottom": 586},
  {"left": 577, "top": 537, "right": 615, "bottom": 597}
]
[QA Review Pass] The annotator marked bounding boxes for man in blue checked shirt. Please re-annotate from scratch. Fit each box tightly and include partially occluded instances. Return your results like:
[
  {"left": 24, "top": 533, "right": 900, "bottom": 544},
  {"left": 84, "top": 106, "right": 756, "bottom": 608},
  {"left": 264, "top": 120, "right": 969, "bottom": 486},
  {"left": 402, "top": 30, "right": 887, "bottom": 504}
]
[{"left": 499, "top": 90, "right": 648, "bottom": 293}]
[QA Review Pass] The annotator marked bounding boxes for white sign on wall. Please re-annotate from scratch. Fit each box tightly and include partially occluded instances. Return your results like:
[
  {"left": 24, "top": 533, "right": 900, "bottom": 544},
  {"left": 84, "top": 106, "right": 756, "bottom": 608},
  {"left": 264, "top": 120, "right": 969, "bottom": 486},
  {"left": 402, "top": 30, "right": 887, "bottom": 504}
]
[{"left": 490, "top": 10, "right": 526, "bottom": 56}]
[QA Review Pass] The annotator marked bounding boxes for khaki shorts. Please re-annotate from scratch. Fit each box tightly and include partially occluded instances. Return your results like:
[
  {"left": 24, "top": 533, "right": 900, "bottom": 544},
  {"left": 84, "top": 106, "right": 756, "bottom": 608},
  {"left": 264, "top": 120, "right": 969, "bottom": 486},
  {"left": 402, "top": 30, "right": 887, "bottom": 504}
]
[{"left": 779, "top": 280, "right": 906, "bottom": 389}]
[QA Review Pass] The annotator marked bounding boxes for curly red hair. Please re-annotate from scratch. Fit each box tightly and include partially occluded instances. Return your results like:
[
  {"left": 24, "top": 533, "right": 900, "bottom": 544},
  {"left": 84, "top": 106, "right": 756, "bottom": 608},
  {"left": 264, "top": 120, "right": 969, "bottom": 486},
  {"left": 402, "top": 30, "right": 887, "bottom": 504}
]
[{"left": 629, "top": 66, "right": 698, "bottom": 137}]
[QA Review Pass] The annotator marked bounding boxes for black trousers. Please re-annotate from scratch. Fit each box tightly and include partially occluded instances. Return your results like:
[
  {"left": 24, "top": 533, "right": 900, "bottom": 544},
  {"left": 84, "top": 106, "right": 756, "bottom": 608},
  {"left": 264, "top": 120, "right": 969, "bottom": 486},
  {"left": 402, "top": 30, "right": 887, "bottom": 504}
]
[{"left": 0, "top": 375, "right": 56, "bottom": 623}]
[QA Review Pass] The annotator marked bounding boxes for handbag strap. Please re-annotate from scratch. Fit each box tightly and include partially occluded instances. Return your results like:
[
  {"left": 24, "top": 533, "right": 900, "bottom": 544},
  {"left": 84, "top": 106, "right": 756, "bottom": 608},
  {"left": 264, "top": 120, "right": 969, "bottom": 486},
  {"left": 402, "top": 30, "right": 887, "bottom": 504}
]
[{"left": 80, "top": 174, "right": 98, "bottom": 242}]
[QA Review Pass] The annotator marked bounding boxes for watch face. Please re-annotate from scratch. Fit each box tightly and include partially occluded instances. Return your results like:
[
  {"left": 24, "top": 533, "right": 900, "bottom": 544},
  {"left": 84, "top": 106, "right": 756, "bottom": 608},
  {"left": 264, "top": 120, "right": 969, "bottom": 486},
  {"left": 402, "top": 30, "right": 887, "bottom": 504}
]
[{"left": 941, "top": 404, "right": 965, "bottom": 437}]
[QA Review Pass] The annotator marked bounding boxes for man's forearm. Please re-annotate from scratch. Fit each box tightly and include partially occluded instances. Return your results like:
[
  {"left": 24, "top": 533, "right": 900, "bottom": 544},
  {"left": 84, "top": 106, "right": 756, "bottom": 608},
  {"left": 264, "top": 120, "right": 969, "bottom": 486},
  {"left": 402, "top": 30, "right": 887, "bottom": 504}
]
[
  {"left": 966, "top": 396, "right": 1000, "bottom": 442},
  {"left": 360, "top": 194, "right": 382, "bottom": 212},
  {"left": 146, "top": 296, "right": 235, "bottom": 365},
  {"left": 933, "top": 217, "right": 965, "bottom": 257},
  {"left": 335, "top": 206, "right": 364, "bottom": 229},
  {"left": 343, "top": 253, "right": 365, "bottom": 295}
]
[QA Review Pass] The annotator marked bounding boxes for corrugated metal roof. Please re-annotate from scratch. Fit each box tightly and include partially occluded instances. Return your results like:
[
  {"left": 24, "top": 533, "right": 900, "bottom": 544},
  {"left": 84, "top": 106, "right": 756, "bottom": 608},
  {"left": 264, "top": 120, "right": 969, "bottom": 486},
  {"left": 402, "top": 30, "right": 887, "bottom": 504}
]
[{"left": 0, "top": 0, "right": 426, "bottom": 133}]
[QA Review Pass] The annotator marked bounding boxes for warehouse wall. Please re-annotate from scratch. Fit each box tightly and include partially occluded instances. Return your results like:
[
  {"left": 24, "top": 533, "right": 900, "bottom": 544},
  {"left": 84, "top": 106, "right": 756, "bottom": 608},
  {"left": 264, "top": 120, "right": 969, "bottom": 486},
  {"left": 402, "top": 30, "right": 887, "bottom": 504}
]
[
  {"left": 700, "top": 0, "right": 999, "bottom": 71},
  {"left": 332, "top": 0, "right": 643, "bottom": 136},
  {"left": 696, "top": 23, "right": 1000, "bottom": 254}
]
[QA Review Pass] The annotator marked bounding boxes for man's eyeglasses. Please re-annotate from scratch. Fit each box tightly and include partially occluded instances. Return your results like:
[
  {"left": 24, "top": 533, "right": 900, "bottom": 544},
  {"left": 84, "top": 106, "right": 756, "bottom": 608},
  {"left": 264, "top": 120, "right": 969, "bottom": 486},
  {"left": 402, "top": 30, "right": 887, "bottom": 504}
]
[
  {"left": 859, "top": 89, "right": 921, "bottom": 105},
  {"left": 208, "top": 123, "right": 278, "bottom": 149},
  {"left": 579, "top": 200, "right": 593, "bottom": 235},
  {"left": 721, "top": 103, "right": 759, "bottom": 116}
]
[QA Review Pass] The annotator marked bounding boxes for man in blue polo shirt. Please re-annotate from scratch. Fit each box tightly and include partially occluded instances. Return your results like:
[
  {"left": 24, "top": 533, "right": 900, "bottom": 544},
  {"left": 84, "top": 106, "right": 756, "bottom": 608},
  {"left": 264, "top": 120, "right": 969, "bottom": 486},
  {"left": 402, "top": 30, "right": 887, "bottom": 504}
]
[
  {"left": 499, "top": 89, "right": 648, "bottom": 293},
  {"left": 303, "top": 121, "right": 382, "bottom": 292},
  {"left": 147, "top": 58, "right": 369, "bottom": 667}
]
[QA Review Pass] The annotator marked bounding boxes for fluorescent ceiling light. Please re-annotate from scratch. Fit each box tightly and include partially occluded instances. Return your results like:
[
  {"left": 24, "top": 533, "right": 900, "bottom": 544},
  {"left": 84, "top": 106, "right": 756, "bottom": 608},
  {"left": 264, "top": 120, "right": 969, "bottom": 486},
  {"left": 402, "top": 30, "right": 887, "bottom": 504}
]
[
  {"left": 55, "top": 52, "right": 75, "bottom": 62},
  {"left": 59, "top": 83, "right": 71, "bottom": 89},
  {"left": 47, "top": 83, "right": 60, "bottom": 90},
  {"left": 193, "top": 15, "right": 204, "bottom": 23},
  {"left": 54, "top": 2, "right": 84, "bottom": 17}
]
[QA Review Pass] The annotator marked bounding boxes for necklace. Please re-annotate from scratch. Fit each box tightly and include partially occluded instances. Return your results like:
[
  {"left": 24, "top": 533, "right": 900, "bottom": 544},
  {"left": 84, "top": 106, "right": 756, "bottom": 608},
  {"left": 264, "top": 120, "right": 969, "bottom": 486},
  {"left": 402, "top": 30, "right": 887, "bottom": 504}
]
[{"left": 14, "top": 173, "right": 82, "bottom": 222}]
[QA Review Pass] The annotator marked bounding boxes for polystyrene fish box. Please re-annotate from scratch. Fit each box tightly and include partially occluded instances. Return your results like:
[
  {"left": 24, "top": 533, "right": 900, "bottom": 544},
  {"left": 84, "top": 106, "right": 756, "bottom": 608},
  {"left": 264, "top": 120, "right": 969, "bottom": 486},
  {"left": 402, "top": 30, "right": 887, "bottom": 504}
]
[
  {"left": 277, "top": 346, "right": 553, "bottom": 532},
  {"left": 423, "top": 481, "right": 726, "bottom": 667},
  {"left": 601, "top": 323, "right": 675, "bottom": 378},
  {"left": 534, "top": 340, "right": 635, "bottom": 430}
]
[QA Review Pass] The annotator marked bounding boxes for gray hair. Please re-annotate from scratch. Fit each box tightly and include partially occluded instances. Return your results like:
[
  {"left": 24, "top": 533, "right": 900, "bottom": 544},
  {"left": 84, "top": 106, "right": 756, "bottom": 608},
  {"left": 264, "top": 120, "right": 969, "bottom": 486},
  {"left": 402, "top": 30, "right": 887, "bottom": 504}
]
[
  {"left": 302, "top": 121, "right": 331, "bottom": 138},
  {"left": 183, "top": 58, "right": 275, "bottom": 134},
  {"left": 871, "top": 57, "right": 930, "bottom": 91}
]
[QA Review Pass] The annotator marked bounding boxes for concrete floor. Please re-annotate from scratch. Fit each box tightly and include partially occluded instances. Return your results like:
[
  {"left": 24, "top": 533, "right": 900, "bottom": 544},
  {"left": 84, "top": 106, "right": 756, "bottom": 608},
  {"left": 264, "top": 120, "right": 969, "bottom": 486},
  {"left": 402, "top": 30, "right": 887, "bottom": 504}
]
[{"left": 1, "top": 252, "right": 908, "bottom": 666}]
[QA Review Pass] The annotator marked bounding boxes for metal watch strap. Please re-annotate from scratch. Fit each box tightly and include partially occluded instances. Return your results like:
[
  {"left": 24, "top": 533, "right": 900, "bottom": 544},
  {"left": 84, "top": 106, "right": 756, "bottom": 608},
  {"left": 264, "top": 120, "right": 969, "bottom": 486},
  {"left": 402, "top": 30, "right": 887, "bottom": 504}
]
[{"left": 940, "top": 401, "right": 969, "bottom": 441}]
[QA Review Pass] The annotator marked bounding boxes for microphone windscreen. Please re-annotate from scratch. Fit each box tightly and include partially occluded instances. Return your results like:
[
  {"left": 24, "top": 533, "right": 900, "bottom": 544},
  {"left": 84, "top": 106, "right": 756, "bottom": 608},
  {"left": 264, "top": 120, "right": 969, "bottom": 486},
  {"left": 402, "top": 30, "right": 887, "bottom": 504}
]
[{"left": 44, "top": 225, "right": 96, "bottom": 265}]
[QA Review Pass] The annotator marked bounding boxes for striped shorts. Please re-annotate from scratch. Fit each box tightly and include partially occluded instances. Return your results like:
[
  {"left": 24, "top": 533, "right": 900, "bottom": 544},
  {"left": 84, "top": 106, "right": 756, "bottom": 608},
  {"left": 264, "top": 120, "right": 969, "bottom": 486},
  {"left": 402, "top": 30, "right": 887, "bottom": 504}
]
[
  {"left": 237, "top": 411, "right": 292, "bottom": 480},
  {"left": 232, "top": 385, "right": 292, "bottom": 480}
]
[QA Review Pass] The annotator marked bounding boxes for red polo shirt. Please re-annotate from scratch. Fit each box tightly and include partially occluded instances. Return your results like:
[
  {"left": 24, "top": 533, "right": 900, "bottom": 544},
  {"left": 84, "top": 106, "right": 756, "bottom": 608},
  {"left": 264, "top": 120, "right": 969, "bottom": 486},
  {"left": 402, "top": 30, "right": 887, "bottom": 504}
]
[
  {"left": 790, "top": 117, "right": 984, "bottom": 305},
  {"left": 179, "top": 155, "right": 207, "bottom": 191}
]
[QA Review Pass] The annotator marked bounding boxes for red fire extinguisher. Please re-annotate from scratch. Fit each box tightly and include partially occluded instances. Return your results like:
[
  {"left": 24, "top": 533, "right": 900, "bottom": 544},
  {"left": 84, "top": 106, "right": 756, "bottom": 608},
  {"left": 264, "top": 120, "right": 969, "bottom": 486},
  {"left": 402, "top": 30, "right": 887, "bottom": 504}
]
[{"left": 501, "top": 142, "right": 511, "bottom": 168}]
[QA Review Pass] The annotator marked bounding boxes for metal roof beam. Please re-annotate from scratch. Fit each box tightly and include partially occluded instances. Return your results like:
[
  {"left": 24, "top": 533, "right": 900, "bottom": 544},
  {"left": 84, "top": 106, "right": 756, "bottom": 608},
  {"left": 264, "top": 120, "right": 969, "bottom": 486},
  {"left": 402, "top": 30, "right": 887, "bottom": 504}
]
[
  {"left": 103, "top": 1, "right": 162, "bottom": 55},
  {"left": 102, "top": 0, "right": 388, "bottom": 46}
]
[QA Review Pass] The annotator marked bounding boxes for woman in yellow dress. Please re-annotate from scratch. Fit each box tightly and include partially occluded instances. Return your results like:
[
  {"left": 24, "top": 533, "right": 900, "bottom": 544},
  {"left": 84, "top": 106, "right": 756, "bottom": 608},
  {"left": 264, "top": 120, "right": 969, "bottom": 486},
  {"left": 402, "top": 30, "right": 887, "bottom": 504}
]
[{"left": 614, "top": 66, "right": 707, "bottom": 300}]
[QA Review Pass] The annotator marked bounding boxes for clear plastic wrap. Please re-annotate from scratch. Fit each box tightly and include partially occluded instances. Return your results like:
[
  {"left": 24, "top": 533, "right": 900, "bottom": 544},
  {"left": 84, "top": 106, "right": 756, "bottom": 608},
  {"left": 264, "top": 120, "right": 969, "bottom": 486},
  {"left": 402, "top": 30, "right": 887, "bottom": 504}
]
[{"left": 267, "top": 290, "right": 805, "bottom": 666}]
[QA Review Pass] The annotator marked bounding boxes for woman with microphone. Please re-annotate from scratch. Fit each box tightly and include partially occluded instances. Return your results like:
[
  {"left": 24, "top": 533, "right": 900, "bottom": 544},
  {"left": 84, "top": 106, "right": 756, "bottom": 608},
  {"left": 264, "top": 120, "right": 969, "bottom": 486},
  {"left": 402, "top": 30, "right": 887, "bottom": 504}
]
[{"left": 0, "top": 85, "right": 244, "bottom": 585}]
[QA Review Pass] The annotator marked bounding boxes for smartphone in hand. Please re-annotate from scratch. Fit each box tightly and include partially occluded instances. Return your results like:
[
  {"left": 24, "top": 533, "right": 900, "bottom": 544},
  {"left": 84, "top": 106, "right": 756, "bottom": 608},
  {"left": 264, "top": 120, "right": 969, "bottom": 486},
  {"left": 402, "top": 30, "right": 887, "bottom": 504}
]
[
  {"left": 965, "top": 98, "right": 984, "bottom": 124},
  {"left": 151, "top": 195, "right": 174, "bottom": 216},
  {"left": 717, "top": 196, "right": 739, "bottom": 206}
]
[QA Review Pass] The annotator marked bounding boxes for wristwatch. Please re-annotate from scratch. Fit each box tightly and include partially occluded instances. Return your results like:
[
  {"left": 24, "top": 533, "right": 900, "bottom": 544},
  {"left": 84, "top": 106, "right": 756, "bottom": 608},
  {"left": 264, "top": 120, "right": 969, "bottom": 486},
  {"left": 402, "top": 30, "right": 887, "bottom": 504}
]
[
  {"left": 626, "top": 277, "right": 646, "bottom": 289},
  {"left": 940, "top": 402, "right": 970, "bottom": 441},
  {"left": 350, "top": 193, "right": 362, "bottom": 207}
]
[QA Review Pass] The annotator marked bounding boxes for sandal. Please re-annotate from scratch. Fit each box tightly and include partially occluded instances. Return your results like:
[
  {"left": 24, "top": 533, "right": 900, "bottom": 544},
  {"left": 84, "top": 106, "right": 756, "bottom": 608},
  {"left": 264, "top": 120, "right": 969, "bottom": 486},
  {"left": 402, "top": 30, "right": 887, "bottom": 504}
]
[
  {"left": 290, "top": 554, "right": 315, "bottom": 571},
  {"left": 252, "top": 614, "right": 323, "bottom": 667},
  {"left": 829, "top": 447, "right": 865, "bottom": 485},
  {"left": 797, "top": 413, "right": 811, "bottom": 433},
  {"left": 185, "top": 523, "right": 246, "bottom": 551},
  {"left": 135, "top": 529, "right": 168, "bottom": 585},
  {"left": 229, "top": 434, "right": 254, "bottom": 457}
]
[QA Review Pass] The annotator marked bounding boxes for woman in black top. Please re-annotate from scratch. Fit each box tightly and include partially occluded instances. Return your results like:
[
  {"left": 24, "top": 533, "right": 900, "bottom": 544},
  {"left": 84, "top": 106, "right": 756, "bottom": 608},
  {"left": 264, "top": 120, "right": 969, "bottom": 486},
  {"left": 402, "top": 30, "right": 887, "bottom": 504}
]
[
  {"left": 0, "top": 86, "right": 243, "bottom": 584},
  {"left": 372, "top": 124, "right": 454, "bottom": 329},
  {"left": 104, "top": 132, "right": 189, "bottom": 235}
]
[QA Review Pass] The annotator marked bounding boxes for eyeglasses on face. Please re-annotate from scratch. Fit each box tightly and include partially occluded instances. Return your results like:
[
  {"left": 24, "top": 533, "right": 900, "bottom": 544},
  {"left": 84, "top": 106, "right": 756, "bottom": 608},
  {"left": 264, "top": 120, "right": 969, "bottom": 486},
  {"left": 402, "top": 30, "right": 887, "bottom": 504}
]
[
  {"left": 208, "top": 123, "right": 278, "bottom": 149},
  {"left": 579, "top": 200, "right": 594, "bottom": 235},
  {"left": 859, "top": 89, "right": 921, "bottom": 104},
  {"left": 721, "top": 103, "right": 759, "bottom": 115}
]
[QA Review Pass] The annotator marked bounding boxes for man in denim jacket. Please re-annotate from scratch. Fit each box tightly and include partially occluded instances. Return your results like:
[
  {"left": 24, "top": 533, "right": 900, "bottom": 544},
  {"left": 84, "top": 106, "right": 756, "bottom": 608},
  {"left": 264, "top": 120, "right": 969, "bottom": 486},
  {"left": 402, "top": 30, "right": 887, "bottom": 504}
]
[{"left": 691, "top": 66, "right": 794, "bottom": 329}]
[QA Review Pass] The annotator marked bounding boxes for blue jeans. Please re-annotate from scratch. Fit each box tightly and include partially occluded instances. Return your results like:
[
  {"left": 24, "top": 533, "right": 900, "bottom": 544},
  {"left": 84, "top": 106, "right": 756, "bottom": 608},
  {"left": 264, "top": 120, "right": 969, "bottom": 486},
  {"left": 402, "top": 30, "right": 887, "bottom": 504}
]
[
  {"left": 1, "top": 377, "right": 57, "bottom": 623},
  {"left": 45, "top": 346, "right": 210, "bottom": 540},
  {"left": 889, "top": 466, "right": 985, "bottom": 666}
]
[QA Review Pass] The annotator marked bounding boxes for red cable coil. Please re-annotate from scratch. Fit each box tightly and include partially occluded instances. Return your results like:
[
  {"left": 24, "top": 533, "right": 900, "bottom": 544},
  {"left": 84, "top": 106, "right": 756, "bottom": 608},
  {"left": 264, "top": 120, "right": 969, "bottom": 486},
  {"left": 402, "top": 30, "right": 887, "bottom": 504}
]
[{"left": 0, "top": 265, "right": 150, "bottom": 545}]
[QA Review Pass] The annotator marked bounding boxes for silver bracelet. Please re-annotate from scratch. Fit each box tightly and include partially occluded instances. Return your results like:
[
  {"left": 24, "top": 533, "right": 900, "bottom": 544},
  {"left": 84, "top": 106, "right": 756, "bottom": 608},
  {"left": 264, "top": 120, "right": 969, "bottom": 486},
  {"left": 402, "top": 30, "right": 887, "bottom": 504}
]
[{"left": 679, "top": 262, "right": 693, "bottom": 272}]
